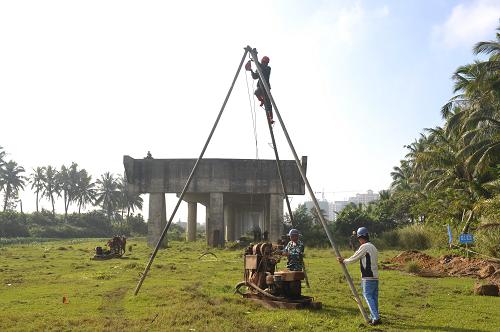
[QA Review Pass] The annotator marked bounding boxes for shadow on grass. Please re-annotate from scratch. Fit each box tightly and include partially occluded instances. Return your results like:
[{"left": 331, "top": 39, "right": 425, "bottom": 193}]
[
  {"left": 388, "top": 324, "right": 489, "bottom": 332},
  {"left": 310, "top": 306, "right": 486, "bottom": 332}
]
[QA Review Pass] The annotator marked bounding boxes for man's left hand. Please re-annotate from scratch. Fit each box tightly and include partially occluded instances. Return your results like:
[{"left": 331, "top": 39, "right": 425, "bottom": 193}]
[{"left": 337, "top": 257, "right": 344, "bottom": 263}]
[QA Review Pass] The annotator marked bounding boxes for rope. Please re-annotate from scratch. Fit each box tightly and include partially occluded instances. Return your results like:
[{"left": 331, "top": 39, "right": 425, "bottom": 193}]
[
  {"left": 244, "top": 70, "right": 259, "bottom": 159},
  {"left": 244, "top": 62, "right": 260, "bottom": 228}
]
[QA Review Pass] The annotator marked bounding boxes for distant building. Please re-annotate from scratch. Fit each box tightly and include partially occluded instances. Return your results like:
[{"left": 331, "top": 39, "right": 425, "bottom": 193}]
[
  {"left": 331, "top": 190, "right": 379, "bottom": 221},
  {"left": 304, "top": 199, "right": 332, "bottom": 220},
  {"left": 348, "top": 189, "right": 379, "bottom": 205},
  {"left": 332, "top": 200, "right": 349, "bottom": 221}
]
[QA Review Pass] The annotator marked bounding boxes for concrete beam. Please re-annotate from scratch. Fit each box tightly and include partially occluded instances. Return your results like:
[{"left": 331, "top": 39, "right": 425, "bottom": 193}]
[{"left": 124, "top": 156, "right": 307, "bottom": 195}]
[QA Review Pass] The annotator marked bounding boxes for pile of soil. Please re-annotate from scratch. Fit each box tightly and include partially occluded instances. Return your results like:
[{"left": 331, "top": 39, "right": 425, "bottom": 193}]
[{"left": 382, "top": 250, "right": 500, "bottom": 286}]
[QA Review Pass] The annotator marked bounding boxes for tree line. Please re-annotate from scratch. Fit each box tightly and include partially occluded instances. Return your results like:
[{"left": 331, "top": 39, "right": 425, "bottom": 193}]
[
  {"left": 0, "top": 149, "right": 143, "bottom": 223},
  {"left": 286, "top": 28, "right": 499, "bottom": 255},
  {"left": 387, "top": 27, "right": 499, "bottom": 232}
]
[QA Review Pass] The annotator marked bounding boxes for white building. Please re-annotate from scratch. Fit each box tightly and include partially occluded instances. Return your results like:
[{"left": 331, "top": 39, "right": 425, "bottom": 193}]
[
  {"left": 304, "top": 199, "right": 332, "bottom": 221},
  {"left": 331, "top": 190, "right": 380, "bottom": 221}
]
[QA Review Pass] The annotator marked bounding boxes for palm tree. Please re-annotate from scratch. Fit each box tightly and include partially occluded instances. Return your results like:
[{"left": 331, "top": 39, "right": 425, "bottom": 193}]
[
  {"left": 390, "top": 160, "right": 412, "bottom": 192},
  {"left": 74, "top": 169, "right": 96, "bottom": 214},
  {"left": 119, "top": 176, "right": 143, "bottom": 219},
  {"left": 1, "top": 161, "right": 26, "bottom": 211},
  {"left": 57, "top": 163, "right": 80, "bottom": 220},
  {"left": 42, "top": 166, "right": 59, "bottom": 215},
  {"left": 95, "top": 172, "right": 121, "bottom": 221},
  {"left": 0, "top": 146, "right": 5, "bottom": 167},
  {"left": 29, "top": 167, "right": 46, "bottom": 212}
]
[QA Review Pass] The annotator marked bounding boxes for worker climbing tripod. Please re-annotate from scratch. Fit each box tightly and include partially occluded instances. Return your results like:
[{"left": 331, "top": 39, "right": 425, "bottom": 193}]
[{"left": 133, "top": 45, "right": 370, "bottom": 324}]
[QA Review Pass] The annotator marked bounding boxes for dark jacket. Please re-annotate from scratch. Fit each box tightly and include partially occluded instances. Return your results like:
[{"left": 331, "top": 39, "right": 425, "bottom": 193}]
[{"left": 251, "top": 64, "right": 271, "bottom": 89}]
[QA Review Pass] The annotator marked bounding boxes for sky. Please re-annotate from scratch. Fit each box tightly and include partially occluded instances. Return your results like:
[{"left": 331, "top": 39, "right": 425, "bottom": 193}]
[{"left": 1, "top": 0, "right": 499, "bottom": 222}]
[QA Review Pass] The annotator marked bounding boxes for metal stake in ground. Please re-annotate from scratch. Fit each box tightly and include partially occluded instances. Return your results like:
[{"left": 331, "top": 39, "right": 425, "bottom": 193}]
[
  {"left": 246, "top": 46, "right": 370, "bottom": 323},
  {"left": 133, "top": 48, "right": 249, "bottom": 296}
]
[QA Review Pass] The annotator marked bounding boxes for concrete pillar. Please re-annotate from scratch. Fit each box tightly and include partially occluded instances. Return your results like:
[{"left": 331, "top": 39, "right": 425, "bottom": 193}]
[
  {"left": 225, "top": 204, "right": 235, "bottom": 242},
  {"left": 234, "top": 209, "right": 242, "bottom": 240},
  {"left": 263, "top": 197, "right": 270, "bottom": 239},
  {"left": 269, "top": 194, "right": 284, "bottom": 242},
  {"left": 148, "top": 193, "right": 167, "bottom": 248},
  {"left": 187, "top": 202, "right": 197, "bottom": 242},
  {"left": 207, "top": 193, "right": 224, "bottom": 247}
]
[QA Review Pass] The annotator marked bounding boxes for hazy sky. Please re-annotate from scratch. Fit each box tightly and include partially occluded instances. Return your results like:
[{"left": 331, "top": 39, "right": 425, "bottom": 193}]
[{"left": 1, "top": 0, "right": 499, "bottom": 221}]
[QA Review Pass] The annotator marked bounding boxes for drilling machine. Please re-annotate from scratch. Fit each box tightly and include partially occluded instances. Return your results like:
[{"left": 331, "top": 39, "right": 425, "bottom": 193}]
[{"left": 235, "top": 241, "right": 321, "bottom": 309}]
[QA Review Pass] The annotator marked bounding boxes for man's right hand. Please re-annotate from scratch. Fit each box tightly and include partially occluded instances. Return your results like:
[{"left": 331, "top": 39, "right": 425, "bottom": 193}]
[{"left": 337, "top": 257, "right": 344, "bottom": 263}]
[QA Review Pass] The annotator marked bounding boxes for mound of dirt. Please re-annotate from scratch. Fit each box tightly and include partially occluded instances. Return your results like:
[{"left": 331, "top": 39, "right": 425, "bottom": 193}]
[{"left": 383, "top": 250, "right": 500, "bottom": 286}]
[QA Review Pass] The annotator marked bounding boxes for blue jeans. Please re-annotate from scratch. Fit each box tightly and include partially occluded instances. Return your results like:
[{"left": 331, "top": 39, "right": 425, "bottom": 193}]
[{"left": 362, "top": 279, "right": 380, "bottom": 320}]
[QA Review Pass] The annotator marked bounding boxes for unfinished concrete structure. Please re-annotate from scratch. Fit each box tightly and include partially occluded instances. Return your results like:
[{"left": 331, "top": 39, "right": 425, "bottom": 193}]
[{"left": 123, "top": 156, "right": 307, "bottom": 247}]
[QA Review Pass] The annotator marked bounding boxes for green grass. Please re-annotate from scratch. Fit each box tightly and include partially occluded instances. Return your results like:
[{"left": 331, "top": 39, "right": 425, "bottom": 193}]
[{"left": 0, "top": 239, "right": 498, "bottom": 331}]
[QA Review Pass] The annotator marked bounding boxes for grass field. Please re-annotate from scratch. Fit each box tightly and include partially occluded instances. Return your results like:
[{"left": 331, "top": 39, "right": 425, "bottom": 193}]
[{"left": 0, "top": 238, "right": 498, "bottom": 331}]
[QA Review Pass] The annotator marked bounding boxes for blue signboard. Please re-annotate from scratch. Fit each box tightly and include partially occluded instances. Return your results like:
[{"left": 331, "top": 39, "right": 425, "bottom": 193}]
[{"left": 459, "top": 233, "right": 474, "bottom": 244}]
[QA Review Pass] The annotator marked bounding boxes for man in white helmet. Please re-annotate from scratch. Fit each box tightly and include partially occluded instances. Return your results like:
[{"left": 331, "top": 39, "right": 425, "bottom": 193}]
[{"left": 337, "top": 227, "right": 381, "bottom": 325}]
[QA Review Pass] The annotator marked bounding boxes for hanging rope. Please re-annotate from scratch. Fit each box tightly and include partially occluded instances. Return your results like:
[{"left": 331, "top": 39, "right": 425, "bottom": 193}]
[
  {"left": 244, "top": 60, "right": 261, "bottom": 233},
  {"left": 244, "top": 69, "right": 259, "bottom": 159}
]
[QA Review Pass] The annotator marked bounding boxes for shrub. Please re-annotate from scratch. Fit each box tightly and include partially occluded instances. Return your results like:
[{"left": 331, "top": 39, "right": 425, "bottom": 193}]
[
  {"left": 378, "top": 230, "right": 400, "bottom": 248},
  {"left": 0, "top": 211, "right": 29, "bottom": 237},
  {"left": 405, "top": 261, "right": 421, "bottom": 274},
  {"left": 397, "top": 224, "right": 432, "bottom": 250},
  {"left": 475, "top": 223, "right": 500, "bottom": 258}
]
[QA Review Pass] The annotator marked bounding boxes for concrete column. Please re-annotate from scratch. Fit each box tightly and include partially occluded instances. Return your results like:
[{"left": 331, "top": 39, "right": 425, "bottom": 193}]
[
  {"left": 263, "top": 197, "right": 270, "bottom": 239},
  {"left": 234, "top": 209, "right": 242, "bottom": 240},
  {"left": 225, "top": 204, "right": 235, "bottom": 242},
  {"left": 148, "top": 193, "right": 167, "bottom": 248},
  {"left": 269, "top": 194, "right": 284, "bottom": 242},
  {"left": 187, "top": 202, "right": 197, "bottom": 242},
  {"left": 207, "top": 193, "right": 224, "bottom": 247}
]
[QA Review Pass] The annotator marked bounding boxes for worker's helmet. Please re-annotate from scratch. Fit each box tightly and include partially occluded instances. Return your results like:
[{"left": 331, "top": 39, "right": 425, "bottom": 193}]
[
  {"left": 261, "top": 56, "right": 270, "bottom": 64},
  {"left": 288, "top": 229, "right": 300, "bottom": 237},
  {"left": 356, "top": 227, "right": 369, "bottom": 238}
]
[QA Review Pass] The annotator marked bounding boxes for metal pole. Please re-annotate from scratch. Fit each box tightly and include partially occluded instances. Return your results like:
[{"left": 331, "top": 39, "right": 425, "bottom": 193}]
[
  {"left": 265, "top": 117, "right": 295, "bottom": 224},
  {"left": 134, "top": 48, "right": 249, "bottom": 296},
  {"left": 246, "top": 46, "right": 370, "bottom": 323}
]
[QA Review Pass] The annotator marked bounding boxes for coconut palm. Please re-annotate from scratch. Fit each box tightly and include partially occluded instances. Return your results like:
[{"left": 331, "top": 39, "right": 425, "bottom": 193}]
[
  {"left": 1, "top": 161, "right": 26, "bottom": 211},
  {"left": 0, "top": 146, "right": 5, "bottom": 167},
  {"left": 95, "top": 172, "right": 121, "bottom": 221},
  {"left": 42, "top": 166, "right": 59, "bottom": 215},
  {"left": 57, "top": 163, "right": 80, "bottom": 219},
  {"left": 119, "top": 176, "right": 143, "bottom": 219},
  {"left": 390, "top": 160, "right": 412, "bottom": 192},
  {"left": 74, "top": 169, "right": 96, "bottom": 214},
  {"left": 29, "top": 167, "right": 46, "bottom": 212}
]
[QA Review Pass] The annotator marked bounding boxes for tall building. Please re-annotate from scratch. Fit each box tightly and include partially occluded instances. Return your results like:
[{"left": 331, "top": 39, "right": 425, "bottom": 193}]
[
  {"left": 332, "top": 200, "right": 349, "bottom": 221},
  {"left": 348, "top": 189, "right": 379, "bottom": 205},
  {"left": 304, "top": 199, "right": 332, "bottom": 220},
  {"left": 331, "top": 190, "right": 380, "bottom": 221}
]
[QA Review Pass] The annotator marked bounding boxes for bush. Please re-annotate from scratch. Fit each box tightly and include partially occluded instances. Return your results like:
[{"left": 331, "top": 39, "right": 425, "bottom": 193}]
[
  {"left": 475, "top": 223, "right": 500, "bottom": 258},
  {"left": 397, "top": 224, "right": 432, "bottom": 250},
  {"left": 0, "top": 211, "right": 29, "bottom": 237},
  {"left": 405, "top": 261, "right": 421, "bottom": 274},
  {"left": 378, "top": 230, "right": 400, "bottom": 248}
]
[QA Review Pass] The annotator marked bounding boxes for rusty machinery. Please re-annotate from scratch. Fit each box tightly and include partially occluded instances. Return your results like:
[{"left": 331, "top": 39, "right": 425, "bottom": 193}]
[
  {"left": 235, "top": 242, "right": 321, "bottom": 309},
  {"left": 92, "top": 236, "right": 127, "bottom": 260}
]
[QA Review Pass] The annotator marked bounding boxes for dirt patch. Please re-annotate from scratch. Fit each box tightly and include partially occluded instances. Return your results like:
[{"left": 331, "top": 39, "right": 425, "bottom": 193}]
[{"left": 382, "top": 250, "right": 500, "bottom": 286}]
